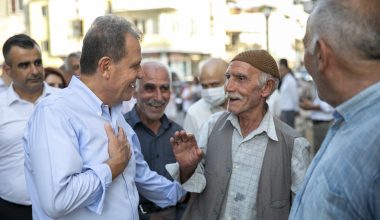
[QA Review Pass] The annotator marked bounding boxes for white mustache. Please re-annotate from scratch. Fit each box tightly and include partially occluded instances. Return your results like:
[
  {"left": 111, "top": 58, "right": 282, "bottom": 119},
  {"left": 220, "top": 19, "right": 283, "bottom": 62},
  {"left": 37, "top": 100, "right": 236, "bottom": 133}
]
[
  {"left": 227, "top": 92, "right": 243, "bottom": 100},
  {"left": 148, "top": 99, "right": 166, "bottom": 107}
]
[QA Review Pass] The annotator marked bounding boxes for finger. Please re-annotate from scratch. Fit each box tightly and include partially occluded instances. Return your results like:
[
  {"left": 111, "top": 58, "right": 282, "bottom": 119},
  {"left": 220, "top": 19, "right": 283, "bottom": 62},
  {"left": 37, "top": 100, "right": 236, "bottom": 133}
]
[
  {"left": 126, "top": 141, "right": 132, "bottom": 160},
  {"left": 170, "top": 137, "right": 176, "bottom": 145},
  {"left": 188, "top": 133, "right": 197, "bottom": 145},
  {"left": 196, "top": 148, "right": 204, "bottom": 158},
  {"left": 117, "top": 127, "right": 126, "bottom": 143},
  {"left": 104, "top": 123, "right": 116, "bottom": 140},
  {"left": 178, "top": 130, "right": 188, "bottom": 142}
]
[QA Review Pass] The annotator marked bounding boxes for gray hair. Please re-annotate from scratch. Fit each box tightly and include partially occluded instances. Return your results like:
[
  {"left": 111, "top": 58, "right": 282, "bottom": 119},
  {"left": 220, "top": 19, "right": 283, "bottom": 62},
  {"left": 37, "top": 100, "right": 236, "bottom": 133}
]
[
  {"left": 62, "top": 51, "right": 81, "bottom": 73},
  {"left": 258, "top": 72, "right": 279, "bottom": 98},
  {"left": 308, "top": 0, "right": 380, "bottom": 60},
  {"left": 80, "top": 14, "right": 142, "bottom": 75}
]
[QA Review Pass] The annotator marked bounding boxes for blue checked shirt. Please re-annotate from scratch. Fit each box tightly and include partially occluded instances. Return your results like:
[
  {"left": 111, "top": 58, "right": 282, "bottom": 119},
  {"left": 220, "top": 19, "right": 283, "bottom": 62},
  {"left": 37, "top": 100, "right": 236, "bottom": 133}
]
[{"left": 289, "top": 82, "right": 380, "bottom": 220}]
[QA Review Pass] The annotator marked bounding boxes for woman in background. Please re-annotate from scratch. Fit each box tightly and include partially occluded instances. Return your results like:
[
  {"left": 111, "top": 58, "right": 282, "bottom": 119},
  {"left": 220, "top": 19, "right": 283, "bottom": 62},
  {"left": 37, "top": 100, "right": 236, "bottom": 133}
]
[{"left": 44, "top": 67, "right": 67, "bottom": 88}]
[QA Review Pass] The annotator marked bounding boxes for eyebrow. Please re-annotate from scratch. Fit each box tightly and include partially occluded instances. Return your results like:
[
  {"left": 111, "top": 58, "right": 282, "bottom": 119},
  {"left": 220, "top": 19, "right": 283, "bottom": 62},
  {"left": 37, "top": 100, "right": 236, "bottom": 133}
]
[{"left": 17, "top": 58, "right": 42, "bottom": 67}]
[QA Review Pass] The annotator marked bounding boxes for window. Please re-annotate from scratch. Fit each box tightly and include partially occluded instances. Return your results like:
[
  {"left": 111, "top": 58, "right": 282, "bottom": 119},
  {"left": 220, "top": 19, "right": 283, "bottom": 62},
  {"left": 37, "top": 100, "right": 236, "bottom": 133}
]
[
  {"left": 41, "top": 40, "right": 49, "bottom": 52},
  {"left": 42, "top": 5, "right": 48, "bottom": 17},
  {"left": 133, "top": 19, "right": 146, "bottom": 33},
  {"left": 72, "top": 19, "right": 83, "bottom": 38}
]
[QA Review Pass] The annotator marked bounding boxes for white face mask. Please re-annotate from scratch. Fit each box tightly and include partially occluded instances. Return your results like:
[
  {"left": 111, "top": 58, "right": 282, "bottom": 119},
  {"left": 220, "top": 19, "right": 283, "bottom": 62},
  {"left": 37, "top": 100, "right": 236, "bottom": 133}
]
[{"left": 201, "top": 86, "right": 226, "bottom": 107}]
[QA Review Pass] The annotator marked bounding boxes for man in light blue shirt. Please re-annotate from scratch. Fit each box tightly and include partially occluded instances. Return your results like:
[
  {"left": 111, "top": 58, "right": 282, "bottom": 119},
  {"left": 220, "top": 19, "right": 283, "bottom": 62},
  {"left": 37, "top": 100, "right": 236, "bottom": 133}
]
[
  {"left": 23, "top": 15, "right": 197, "bottom": 220},
  {"left": 289, "top": 0, "right": 380, "bottom": 219}
]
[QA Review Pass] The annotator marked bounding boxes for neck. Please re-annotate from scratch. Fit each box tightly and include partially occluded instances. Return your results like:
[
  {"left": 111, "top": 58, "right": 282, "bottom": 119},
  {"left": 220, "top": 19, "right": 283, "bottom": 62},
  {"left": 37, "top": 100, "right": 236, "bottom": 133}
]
[
  {"left": 81, "top": 74, "right": 111, "bottom": 106},
  {"left": 237, "top": 103, "right": 266, "bottom": 137},
  {"left": 14, "top": 85, "right": 43, "bottom": 103},
  {"left": 136, "top": 107, "right": 162, "bottom": 135},
  {"left": 332, "top": 58, "right": 380, "bottom": 106}
]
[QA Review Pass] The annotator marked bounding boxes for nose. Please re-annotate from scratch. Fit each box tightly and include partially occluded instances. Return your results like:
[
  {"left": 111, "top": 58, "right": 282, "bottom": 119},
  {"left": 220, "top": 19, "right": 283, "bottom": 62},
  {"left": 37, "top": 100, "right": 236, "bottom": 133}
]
[
  {"left": 136, "top": 66, "right": 143, "bottom": 79},
  {"left": 154, "top": 89, "right": 163, "bottom": 101},
  {"left": 30, "top": 64, "right": 42, "bottom": 77},
  {"left": 225, "top": 77, "right": 235, "bottom": 93}
]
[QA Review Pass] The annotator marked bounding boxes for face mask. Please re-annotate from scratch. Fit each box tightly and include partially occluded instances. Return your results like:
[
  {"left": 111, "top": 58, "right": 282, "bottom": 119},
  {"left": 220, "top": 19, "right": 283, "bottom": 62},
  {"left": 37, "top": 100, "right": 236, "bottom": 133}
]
[{"left": 201, "top": 86, "right": 226, "bottom": 107}]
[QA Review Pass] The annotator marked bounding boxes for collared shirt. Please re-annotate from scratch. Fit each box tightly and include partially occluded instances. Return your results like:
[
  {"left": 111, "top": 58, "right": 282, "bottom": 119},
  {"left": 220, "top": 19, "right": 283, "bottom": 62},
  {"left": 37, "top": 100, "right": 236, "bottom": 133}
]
[
  {"left": 168, "top": 110, "right": 311, "bottom": 220},
  {"left": 183, "top": 98, "right": 225, "bottom": 134},
  {"left": 0, "top": 77, "right": 9, "bottom": 93},
  {"left": 125, "top": 106, "right": 182, "bottom": 182},
  {"left": 289, "top": 82, "right": 380, "bottom": 220},
  {"left": 279, "top": 73, "right": 299, "bottom": 111},
  {"left": 23, "top": 77, "right": 187, "bottom": 220},
  {"left": 0, "top": 83, "right": 56, "bottom": 205}
]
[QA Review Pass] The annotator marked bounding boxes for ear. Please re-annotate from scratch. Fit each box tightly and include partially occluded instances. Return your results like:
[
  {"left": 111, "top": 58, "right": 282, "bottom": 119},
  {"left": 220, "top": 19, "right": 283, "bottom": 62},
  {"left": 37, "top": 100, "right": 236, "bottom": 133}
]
[
  {"left": 98, "top": 57, "right": 112, "bottom": 80},
  {"left": 3, "top": 63, "right": 11, "bottom": 77},
  {"left": 261, "top": 79, "right": 275, "bottom": 98},
  {"left": 315, "top": 39, "right": 332, "bottom": 76}
]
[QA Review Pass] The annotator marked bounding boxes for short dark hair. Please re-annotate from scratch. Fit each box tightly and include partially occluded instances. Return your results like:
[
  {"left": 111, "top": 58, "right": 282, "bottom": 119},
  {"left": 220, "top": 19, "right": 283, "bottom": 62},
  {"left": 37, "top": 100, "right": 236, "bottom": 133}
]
[
  {"left": 279, "top": 58, "right": 289, "bottom": 69},
  {"left": 2, "top": 34, "right": 39, "bottom": 65},
  {"left": 80, "top": 14, "right": 142, "bottom": 75}
]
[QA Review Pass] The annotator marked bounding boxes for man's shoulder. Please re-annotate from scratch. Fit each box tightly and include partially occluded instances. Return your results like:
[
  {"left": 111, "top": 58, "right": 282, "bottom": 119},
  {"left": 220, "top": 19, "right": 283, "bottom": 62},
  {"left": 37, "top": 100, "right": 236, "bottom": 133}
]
[
  {"left": 167, "top": 117, "right": 183, "bottom": 131},
  {"left": 273, "top": 116, "right": 300, "bottom": 138},
  {"left": 186, "top": 99, "right": 210, "bottom": 114},
  {"left": 0, "top": 91, "right": 7, "bottom": 106}
]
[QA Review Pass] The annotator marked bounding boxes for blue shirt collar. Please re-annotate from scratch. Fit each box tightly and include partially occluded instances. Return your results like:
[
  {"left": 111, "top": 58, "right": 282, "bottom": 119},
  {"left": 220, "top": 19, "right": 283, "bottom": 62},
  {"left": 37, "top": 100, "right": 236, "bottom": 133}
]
[
  {"left": 334, "top": 82, "right": 380, "bottom": 122},
  {"left": 69, "top": 76, "right": 107, "bottom": 115}
]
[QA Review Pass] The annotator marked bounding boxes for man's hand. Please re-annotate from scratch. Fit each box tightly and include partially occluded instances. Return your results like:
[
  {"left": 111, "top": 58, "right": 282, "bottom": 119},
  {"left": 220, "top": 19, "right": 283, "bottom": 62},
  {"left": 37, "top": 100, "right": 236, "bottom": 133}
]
[
  {"left": 105, "top": 123, "right": 131, "bottom": 180},
  {"left": 170, "top": 130, "right": 203, "bottom": 183}
]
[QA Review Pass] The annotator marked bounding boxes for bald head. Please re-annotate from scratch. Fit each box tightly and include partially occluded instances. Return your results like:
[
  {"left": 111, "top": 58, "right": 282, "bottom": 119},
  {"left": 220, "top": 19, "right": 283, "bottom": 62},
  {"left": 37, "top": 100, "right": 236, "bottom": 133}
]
[
  {"left": 136, "top": 61, "right": 171, "bottom": 90},
  {"left": 199, "top": 58, "right": 228, "bottom": 89}
]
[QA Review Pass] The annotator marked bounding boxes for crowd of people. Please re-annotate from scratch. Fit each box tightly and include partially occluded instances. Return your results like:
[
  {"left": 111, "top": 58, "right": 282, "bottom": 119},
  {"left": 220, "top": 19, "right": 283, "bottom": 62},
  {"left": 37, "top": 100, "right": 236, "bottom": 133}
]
[{"left": 0, "top": 0, "right": 379, "bottom": 219}]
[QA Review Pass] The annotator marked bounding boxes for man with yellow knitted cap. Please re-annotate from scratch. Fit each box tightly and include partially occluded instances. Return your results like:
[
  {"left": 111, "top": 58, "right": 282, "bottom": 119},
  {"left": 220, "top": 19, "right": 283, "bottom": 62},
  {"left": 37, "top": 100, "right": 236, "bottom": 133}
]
[{"left": 168, "top": 50, "right": 311, "bottom": 220}]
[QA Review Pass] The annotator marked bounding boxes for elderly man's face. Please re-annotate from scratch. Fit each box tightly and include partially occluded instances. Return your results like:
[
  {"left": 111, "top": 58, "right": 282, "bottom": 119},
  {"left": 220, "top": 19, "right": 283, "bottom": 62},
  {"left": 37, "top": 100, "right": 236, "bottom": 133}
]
[
  {"left": 224, "top": 60, "right": 265, "bottom": 117},
  {"left": 135, "top": 65, "right": 171, "bottom": 122}
]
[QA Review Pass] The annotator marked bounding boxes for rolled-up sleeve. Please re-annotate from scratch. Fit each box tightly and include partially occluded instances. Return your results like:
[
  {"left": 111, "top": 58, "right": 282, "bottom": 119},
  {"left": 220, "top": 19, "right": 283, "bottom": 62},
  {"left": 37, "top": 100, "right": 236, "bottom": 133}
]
[
  {"left": 25, "top": 104, "right": 111, "bottom": 218},
  {"left": 291, "top": 137, "right": 311, "bottom": 193}
]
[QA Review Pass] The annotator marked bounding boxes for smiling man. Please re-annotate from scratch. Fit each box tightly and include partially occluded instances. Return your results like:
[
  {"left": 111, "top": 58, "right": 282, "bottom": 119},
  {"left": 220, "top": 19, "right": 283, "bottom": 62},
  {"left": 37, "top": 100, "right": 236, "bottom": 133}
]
[
  {"left": 23, "top": 15, "right": 195, "bottom": 220},
  {"left": 124, "top": 61, "right": 186, "bottom": 220},
  {"left": 0, "top": 34, "right": 57, "bottom": 220},
  {"left": 170, "top": 50, "right": 311, "bottom": 220}
]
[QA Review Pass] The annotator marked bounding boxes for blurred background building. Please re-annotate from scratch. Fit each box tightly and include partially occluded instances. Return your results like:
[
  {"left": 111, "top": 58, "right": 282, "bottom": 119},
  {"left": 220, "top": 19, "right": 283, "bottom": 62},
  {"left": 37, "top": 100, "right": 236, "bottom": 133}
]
[{"left": 0, "top": 0, "right": 316, "bottom": 80}]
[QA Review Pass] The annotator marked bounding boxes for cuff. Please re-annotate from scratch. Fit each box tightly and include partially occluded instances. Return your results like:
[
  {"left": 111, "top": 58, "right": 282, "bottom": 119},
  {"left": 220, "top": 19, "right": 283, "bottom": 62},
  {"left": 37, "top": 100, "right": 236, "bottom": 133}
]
[
  {"left": 85, "top": 163, "right": 113, "bottom": 214},
  {"left": 166, "top": 163, "right": 206, "bottom": 193}
]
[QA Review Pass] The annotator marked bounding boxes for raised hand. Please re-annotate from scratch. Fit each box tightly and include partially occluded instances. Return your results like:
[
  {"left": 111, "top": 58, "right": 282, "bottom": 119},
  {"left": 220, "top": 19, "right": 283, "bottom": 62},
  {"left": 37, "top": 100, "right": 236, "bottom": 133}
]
[
  {"left": 170, "top": 130, "right": 203, "bottom": 182},
  {"left": 105, "top": 123, "right": 132, "bottom": 180}
]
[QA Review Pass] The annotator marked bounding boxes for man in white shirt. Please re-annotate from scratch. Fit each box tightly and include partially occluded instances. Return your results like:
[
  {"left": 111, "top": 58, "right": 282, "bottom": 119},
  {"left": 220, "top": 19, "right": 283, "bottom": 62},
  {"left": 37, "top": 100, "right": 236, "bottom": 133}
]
[
  {"left": 183, "top": 58, "right": 228, "bottom": 134},
  {"left": 0, "top": 63, "right": 12, "bottom": 93},
  {"left": 278, "top": 58, "right": 299, "bottom": 128},
  {"left": 0, "top": 34, "right": 56, "bottom": 219},
  {"left": 300, "top": 94, "right": 334, "bottom": 156}
]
